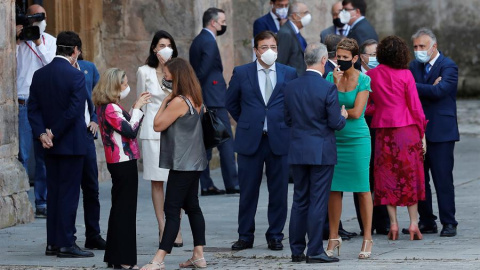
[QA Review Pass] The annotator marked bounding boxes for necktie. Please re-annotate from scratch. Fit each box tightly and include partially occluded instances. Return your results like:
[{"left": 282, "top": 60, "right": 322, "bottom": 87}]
[
  {"left": 263, "top": 69, "right": 273, "bottom": 103},
  {"left": 338, "top": 28, "right": 343, "bottom": 36},
  {"left": 296, "top": 32, "right": 307, "bottom": 51},
  {"left": 424, "top": 63, "right": 431, "bottom": 80}
]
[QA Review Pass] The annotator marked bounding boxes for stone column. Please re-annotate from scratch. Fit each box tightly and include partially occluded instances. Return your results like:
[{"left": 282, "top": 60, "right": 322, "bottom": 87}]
[{"left": 0, "top": 0, "right": 34, "bottom": 229}]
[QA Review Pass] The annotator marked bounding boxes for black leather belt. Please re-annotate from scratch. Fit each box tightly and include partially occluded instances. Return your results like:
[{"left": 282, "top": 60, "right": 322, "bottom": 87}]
[
  {"left": 18, "top": 99, "right": 26, "bottom": 105},
  {"left": 262, "top": 131, "right": 268, "bottom": 136}
]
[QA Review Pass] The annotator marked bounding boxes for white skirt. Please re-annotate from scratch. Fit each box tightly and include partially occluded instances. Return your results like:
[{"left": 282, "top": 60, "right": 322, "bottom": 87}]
[{"left": 141, "top": 139, "right": 170, "bottom": 181}]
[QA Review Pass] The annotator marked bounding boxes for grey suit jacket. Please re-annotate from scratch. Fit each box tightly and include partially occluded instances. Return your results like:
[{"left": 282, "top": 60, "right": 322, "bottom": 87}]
[
  {"left": 277, "top": 21, "right": 306, "bottom": 76},
  {"left": 320, "top": 25, "right": 335, "bottom": 43}
]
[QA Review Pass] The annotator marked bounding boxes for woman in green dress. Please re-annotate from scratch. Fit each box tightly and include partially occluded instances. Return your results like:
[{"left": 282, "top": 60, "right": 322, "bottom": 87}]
[{"left": 325, "top": 38, "right": 373, "bottom": 259}]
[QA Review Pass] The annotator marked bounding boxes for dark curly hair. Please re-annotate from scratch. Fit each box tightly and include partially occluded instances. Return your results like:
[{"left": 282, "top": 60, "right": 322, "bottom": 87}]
[{"left": 377, "top": 35, "right": 410, "bottom": 69}]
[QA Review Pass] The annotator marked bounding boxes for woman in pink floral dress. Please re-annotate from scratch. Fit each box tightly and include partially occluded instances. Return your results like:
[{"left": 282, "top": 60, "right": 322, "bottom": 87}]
[{"left": 366, "top": 36, "right": 427, "bottom": 241}]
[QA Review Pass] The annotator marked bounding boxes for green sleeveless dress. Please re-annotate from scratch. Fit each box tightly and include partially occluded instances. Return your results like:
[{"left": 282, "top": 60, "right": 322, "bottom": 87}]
[{"left": 326, "top": 72, "right": 371, "bottom": 192}]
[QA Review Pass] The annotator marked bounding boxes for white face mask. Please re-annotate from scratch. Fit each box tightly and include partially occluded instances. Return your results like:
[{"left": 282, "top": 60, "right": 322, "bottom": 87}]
[
  {"left": 33, "top": 20, "right": 47, "bottom": 34},
  {"left": 120, "top": 86, "right": 130, "bottom": 100},
  {"left": 157, "top": 47, "right": 173, "bottom": 62},
  {"left": 260, "top": 48, "right": 277, "bottom": 66},
  {"left": 275, "top": 6, "right": 288, "bottom": 19},
  {"left": 300, "top": 13, "right": 312, "bottom": 27},
  {"left": 414, "top": 43, "right": 434, "bottom": 63},
  {"left": 339, "top": 10, "right": 351, "bottom": 24}
]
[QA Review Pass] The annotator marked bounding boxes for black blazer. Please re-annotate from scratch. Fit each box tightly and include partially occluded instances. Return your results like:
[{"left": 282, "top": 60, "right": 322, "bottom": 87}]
[
  {"left": 277, "top": 21, "right": 306, "bottom": 76},
  {"left": 189, "top": 29, "right": 226, "bottom": 107}
]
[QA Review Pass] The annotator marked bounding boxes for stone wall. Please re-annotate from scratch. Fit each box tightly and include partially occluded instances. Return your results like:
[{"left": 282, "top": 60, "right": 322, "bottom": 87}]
[{"left": 0, "top": 0, "right": 34, "bottom": 229}]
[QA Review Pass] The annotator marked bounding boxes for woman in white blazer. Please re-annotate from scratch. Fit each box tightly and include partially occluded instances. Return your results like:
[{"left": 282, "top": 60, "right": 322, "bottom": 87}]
[{"left": 137, "top": 30, "right": 183, "bottom": 247}]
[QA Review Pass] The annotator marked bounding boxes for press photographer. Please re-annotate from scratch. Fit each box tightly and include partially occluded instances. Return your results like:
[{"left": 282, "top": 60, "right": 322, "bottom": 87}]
[
  {"left": 16, "top": 3, "right": 45, "bottom": 41},
  {"left": 16, "top": 4, "right": 56, "bottom": 219}
]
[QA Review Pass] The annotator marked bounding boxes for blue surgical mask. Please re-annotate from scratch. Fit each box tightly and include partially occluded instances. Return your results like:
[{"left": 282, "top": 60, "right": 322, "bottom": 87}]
[
  {"left": 414, "top": 44, "right": 434, "bottom": 63},
  {"left": 367, "top": 57, "right": 379, "bottom": 69}
]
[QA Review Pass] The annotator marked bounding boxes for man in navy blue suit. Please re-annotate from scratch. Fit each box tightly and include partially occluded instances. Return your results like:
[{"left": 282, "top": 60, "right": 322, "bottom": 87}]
[
  {"left": 284, "top": 42, "right": 347, "bottom": 263},
  {"left": 405, "top": 28, "right": 459, "bottom": 237},
  {"left": 28, "top": 31, "right": 93, "bottom": 258},
  {"left": 253, "top": 0, "right": 289, "bottom": 37},
  {"left": 189, "top": 7, "right": 239, "bottom": 196},
  {"left": 72, "top": 41, "right": 106, "bottom": 250},
  {"left": 226, "top": 31, "right": 297, "bottom": 251}
]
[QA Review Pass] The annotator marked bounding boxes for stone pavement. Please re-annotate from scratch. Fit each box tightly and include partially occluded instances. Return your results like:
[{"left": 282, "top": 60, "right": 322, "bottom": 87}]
[{"left": 1, "top": 100, "right": 479, "bottom": 270}]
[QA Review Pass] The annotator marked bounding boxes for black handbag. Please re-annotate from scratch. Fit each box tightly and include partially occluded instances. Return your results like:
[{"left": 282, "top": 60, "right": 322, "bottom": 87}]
[{"left": 202, "top": 108, "right": 230, "bottom": 150}]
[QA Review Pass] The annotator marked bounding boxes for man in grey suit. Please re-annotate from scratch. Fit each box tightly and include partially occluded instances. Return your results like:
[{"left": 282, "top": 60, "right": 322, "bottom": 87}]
[
  {"left": 320, "top": 1, "right": 350, "bottom": 43},
  {"left": 277, "top": 1, "right": 311, "bottom": 76}
]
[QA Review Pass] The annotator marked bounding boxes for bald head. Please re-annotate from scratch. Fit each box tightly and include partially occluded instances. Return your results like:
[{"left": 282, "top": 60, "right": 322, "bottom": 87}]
[
  {"left": 332, "top": 1, "right": 343, "bottom": 17},
  {"left": 27, "top": 4, "right": 46, "bottom": 16}
]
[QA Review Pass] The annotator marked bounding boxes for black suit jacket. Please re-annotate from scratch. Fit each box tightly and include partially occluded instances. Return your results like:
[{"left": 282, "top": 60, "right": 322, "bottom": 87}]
[
  {"left": 189, "top": 29, "right": 226, "bottom": 107},
  {"left": 347, "top": 18, "right": 378, "bottom": 46},
  {"left": 277, "top": 21, "right": 306, "bottom": 76}
]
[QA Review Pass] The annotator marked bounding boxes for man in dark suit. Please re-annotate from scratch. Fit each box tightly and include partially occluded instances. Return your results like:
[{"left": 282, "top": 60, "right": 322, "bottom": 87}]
[
  {"left": 341, "top": 0, "right": 378, "bottom": 46},
  {"left": 277, "top": 1, "right": 311, "bottom": 76},
  {"left": 253, "top": 0, "right": 289, "bottom": 37},
  {"left": 226, "top": 31, "right": 297, "bottom": 251},
  {"left": 323, "top": 34, "right": 343, "bottom": 79},
  {"left": 320, "top": 1, "right": 350, "bottom": 43},
  {"left": 72, "top": 42, "right": 106, "bottom": 250},
  {"left": 189, "top": 7, "right": 239, "bottom": 196},
  {"left": 405, "top": 28, "right": 459, "bottom": 237},
  {"left": 284, "top": 42, "right": 347, "bottom": 264},
  {"left": 28, "top": 31, "right": 93, "bottom": 258}
]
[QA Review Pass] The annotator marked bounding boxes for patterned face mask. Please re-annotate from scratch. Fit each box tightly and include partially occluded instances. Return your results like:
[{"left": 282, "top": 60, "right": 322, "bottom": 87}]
[{"left": 162, "top": 77, "right": 172, "bottom": 91}]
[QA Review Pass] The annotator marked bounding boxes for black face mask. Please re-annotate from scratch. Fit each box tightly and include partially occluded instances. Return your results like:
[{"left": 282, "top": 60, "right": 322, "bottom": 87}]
[
  {"left": 333, "top": 18, "right": 345, "bottom": 28},
  {"left": 337, "top": 59, "right": 353, "bottom": 71},
  {"left": 217, "top": 25, "right": 227, "bottom": 36},
  {"left": 162, "top": 77, "right": 172, "bottom": 90}
]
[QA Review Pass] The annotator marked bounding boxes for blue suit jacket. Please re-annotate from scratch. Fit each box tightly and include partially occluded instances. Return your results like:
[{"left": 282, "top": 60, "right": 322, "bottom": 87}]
[
  {"left": 323, "top": 60, "right": 336, "bottom": 79},
  {"left": 226, "top": 62, "right": 297, "bottom": 156},
  {"left": 277, "top": 21, "right": 306, "bottom": 76},
  {"left": 78, "top": 60, "right": 100, "bottom": 124},
  {"left": 253, "top": 13, "right": 279, "bottom": 37},
  {"left": 320, "top": 25, "right": 336, "bottom": 43},
  {"left": 346, "top": 18, "right": 378, "bottom": 46},
  {"left": 409, "top": 53, "right": 459, "bottom": 142},
  {"left": 189, "top": 29, "right": 226, "bottom": 107},
  {"left": 28, "top": 57, "right": 88, "bottom": 155},
  {"left": 284, "top": 71, "right": 346, "bottom": 165}
]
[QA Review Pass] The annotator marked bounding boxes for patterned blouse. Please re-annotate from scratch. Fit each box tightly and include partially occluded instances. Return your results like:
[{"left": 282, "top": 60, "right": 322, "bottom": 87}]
[{"left": 97, "top": 103, "right": 144, "bottom": 163}]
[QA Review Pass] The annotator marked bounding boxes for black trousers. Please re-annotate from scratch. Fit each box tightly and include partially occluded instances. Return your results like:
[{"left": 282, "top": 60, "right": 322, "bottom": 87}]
[
  {"left": 104, "top": 160, "right": 138, "bottom": 265},
  {"left": 159, "top": 170, "right": 205, "bottom": 253}
]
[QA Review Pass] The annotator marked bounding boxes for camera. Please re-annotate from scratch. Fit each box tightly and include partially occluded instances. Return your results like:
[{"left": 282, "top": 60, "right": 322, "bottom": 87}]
[{"left": 15, "top": 4, "right": 45, "bottom": 41}]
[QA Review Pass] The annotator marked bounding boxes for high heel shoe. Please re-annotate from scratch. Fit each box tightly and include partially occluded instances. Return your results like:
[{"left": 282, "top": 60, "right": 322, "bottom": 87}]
[
  {"left": 325, "top": 237, "right": 342, "bottom": 257},
  {"left": 358, "top": 240, "right": 373, "bottom": 259},
  {"left": 388, "top": 224, "right": 399, "bottom": 240},
  {"left": 409, "top": 224, "right": 423, "bottom": 240}
]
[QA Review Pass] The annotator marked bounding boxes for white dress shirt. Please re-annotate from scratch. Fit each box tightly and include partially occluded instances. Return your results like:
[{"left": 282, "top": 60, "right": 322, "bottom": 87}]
[
  {"left": 257, "top": 61, "right": 277, "bottom": 131},
  {"left": 16, "top": 33, "right": 57, "bottom": 99},
  {"left": 269, "top": 10, "right": 281, "bottom": 31}
]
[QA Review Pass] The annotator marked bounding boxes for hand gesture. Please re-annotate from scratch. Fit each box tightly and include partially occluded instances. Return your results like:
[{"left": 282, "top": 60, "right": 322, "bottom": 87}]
[
  {"left": 433, "top": 76, "right": 442, "bottom": 86},
  {"left": 134, "top": 92, "right": 151, "bottom": 109},
  {"left": 333, "top": 66, "right": 344, "bottom": 84},
  {"left": 341, "top": 105, "right": 348, "bottom": 119},
  {"left": 40, "top": 129, "right": 54, "bottom": 149},
  {"left": 88, "top": 122, "right": 98, "bottom": 135}
]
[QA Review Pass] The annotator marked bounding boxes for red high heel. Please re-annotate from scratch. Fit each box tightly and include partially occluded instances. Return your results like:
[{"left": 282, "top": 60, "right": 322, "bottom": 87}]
[
  {"left": 388, "top": 224, "right": 399, "bottom": 240},
  {"left": 408, "top": 224, "right": 423, "bottom": 240}
]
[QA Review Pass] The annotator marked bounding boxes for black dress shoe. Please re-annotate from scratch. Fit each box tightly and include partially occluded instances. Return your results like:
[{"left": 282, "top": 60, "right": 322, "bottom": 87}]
[
  {"left": 57, "top": 244, "right": 94, "bottom": 258},
  {"left": 440, "top": 224, "right": 457, "bottom": 237},
  {"left": 291, "top": 253, "right": 306, "bottom": 262},
  {"left": 231, "top": 239, "right": 253, "bottom": 250},
  {"left": 35, "top": 208, "right": 47, "bottom": 218},
  {"left": 45, "top": 245, "right": 59, "bottom": 256},
  {"left": 306, "top": 252, "right": 339, "bottom": 263},
  {"left": 226, "top": 188, "right": 240, "bottom": 194},
  {"left": 402, "top": 223, "right": 438, "bottom": 234},
  {"left": 339, "top": 228, "right": 357, "bottom": 238},
  {"left": 201, "top": 186, "right": 226, "bottom": 196},
  {"left": 173, "top": 242, "right": 184, "bottom": 247},
  {"left": 85, "top": 235, "right": 107, "bottom": 250},
  {"left": 375, "top": 227, "right": 390, "bottom": 235},
  {"left": 267, "top": 239, "right": 283, "bottom": 250}
]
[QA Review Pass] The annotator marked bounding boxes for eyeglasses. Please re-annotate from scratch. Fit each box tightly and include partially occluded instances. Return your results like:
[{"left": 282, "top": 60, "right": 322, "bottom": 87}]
[
  {"left": 342, "top": 8, "right": 356, "bottom": 12},
  {"left": 258, "top": 45, "right": 277, "bottom": 51}
]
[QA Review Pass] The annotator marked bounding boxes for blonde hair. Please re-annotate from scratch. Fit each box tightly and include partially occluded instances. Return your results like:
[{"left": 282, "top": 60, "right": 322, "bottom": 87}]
[{"left": 92, "top": 68, "right": 125, "bottom": 106}]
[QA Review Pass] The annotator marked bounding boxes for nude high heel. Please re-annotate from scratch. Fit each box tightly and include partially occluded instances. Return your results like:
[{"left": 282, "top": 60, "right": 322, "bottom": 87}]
[
  {"left": 325, "top": 237, "right": 342, "bottom": 257},
  {"left": 358, "top": 240, "right": 373, "bottom": 259},
  {"left": 409, "top": 224, "right": 423, "bottom": 240},
  {"left": 388, "top": 224, "right": 399, "bottom": 240}
]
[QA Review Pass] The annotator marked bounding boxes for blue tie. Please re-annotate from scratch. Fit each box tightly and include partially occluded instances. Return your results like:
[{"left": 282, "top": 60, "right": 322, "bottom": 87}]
[
  {"left": 423, "top": 63, "right": 431, "bottom": 80},
  {"left": 296, "top": 32, "right": 307, "bottom": 52}
]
